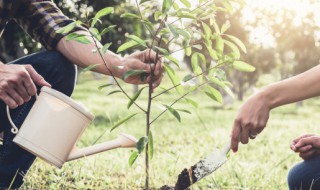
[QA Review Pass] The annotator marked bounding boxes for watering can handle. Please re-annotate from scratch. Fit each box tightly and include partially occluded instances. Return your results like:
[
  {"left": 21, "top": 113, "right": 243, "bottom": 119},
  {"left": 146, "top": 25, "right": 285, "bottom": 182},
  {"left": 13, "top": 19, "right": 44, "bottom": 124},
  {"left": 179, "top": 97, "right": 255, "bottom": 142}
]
[{"left": 6, "top": 95, "right": 38, "bottom": 134}]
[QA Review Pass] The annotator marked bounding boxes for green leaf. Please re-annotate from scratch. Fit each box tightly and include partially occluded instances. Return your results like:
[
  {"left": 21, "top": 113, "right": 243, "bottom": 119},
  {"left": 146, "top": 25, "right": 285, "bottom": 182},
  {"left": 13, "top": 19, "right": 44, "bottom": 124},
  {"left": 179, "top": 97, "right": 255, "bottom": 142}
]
[
  {"left": 176, "top": 109, "right": 192, "bottom": 114},
  {"left": 191, "top": 53, "right": 201, "bottom": 74},
  {"left": 205, "top": 86, "right": 223, "bottom": 104},
  {"left": 173, "top": 2, "right": 179, "bottom": 10},
  {"left": 56, "top": 21, "right": 81, "bottom": 34},
  {"left": 120, "top": 13, "right": 140, "bottom": 19},
  {"left": 106, "top": 90, "right": 122, "bottom": 96},
  {"left": 82, "top": 64, "right": 100, "bottom": 73},
  {"left": 180, "top": 0, "right": 191, "bottom": 8},
  {"left": 185, "top": 46, "right": 192, "bottom": 56},
  {"left": 92, "top": 7, "right": 114, "bottom": 27},
  {"left": 202, "top": 22, "right": 212, "bottom": 40},
  {"left": 176, "top": 12, "right": 197, "bottom": 19},
  {"left": 212, "top": 20, "right": 220, "bottom": 33},
  {"left": 154, "top": 11, "right": 162, "bottom": 21},
  {"left": 148, "top": 130, "right": 154, "bottom": 159},
  {"left": 165, "top": 55, "right": 180, "bottom": 68},
  {"left": 155, "top": 46, "right": 170, "bottom": 55},
  {"left": 164, "top": 64, "right": 183, "bottom": 94},
  {"left": 209, "top": 76, "right": 235, "bottom": 99},
  {"left": 205, "top": 42, "right": 218, "bottom": 60},
  {"left": 209, "top": 76, "right": 225, "bottom": 87},
  {"left": 223, "top": 85, "right": 235, "bottom": 99},
  {"left": 117, "top": 40, "right": 139, "bottom": 53},
  {"left": 141, "top": 19, "right": 154, "bottom": 29},
  {"left": 101, "top": 42, "right": 112, "bottom": 54},
  {"left": 224, "top": 40, "right": 240, "bottom": 59},
  {"left": 127, "top": 35, "right": 147, "bottom": 47},
  {"left": 214, "top": 68, "right": 227, "bottom": 81},
  {"left": 140, "top": 0, "right": 151, "bottom": 4},
  {"left": 65, "top": 33, "right": 86, "bottom": 41},
  {"left": 162, "top": 0, "right": 173, "bottom": 14},
  {"left": 233, "top": 61, "right": 255, "bottom": 72},
  {"left": 127, "top": 87, "right": 147, "bottom": 109},
  {"left": 225, "top": 34, "right": 247, "bottom": 53},
  {"left": 221, "top": 23, "right": 230, "bottom": 34},
  {"left": 185, "top": 98, "right": 198, "bottom": 108},
  {"left": 98, "top": 84, "right": 113, "bottom": 90},
  {"left": 136, "top": 137, "right": 148, "bottom": 153},
  {"left": 221, "top": 1, "right": 233, "bottom": 12},
  {"left": 182, "top": 74, "right": 193, "bottom": 82},
  {"left": 197, "top": 52, "right": 206, "bottom": 65},
  {"left": 110, "top": 113, "right": 138, "bottom": 132},
  {"left": 100, "top": 25, "right": 117, "bottom": 36},
  {"left": 95, "top": 7, "right": 114, "bottom": 19},
  {"left": 89, "top": 28, "right": 101, "bottom": 41},
  {"left": 74, "top": 36, "right": 91, "bottom": 44},
  {"left": 177, "top": 29, "right": 191, "bottom": 43},
  {"left": 215, "top": 35, "right": 224, "bottom": 54},
  {"left": 122, "top": 70, "right": 147, "bottom": 80},
  {"left": 163, "top": 104, "right": 181, "bottom": 122},
  {"left": 166, "top": 23, "right": 179, "bottom": 38},
  {"left": 128, "top": 151, "right": 139, "bottom": 166},
  {"left": 90, "top": 18, "right": 102, "bottom": 27}
]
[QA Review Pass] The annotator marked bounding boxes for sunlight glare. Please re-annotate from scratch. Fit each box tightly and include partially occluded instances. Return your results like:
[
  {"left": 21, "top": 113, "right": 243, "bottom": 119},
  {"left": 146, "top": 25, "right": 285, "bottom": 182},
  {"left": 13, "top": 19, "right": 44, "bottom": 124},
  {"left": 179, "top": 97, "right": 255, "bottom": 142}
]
[{"left": 242, "top": 0, "right": 320, "bottom": 48}]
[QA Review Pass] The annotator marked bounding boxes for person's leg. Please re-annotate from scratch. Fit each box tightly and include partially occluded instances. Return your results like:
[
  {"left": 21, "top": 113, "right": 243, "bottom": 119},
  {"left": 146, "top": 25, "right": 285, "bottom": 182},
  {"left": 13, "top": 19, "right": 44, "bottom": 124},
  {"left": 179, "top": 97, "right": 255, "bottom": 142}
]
[
  {"left": 287, "top": 155, "right": 320, "bottom": 190},
  {"left": 0, "top": 51, "right": 76, "bottom": 189}
]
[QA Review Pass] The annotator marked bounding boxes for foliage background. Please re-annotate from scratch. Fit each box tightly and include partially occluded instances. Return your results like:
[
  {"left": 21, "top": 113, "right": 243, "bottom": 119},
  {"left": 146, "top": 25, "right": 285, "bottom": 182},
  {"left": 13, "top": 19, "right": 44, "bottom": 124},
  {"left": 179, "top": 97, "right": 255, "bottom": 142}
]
[{"left": 1, "top": 0, "right": 319, "bottom": 101}]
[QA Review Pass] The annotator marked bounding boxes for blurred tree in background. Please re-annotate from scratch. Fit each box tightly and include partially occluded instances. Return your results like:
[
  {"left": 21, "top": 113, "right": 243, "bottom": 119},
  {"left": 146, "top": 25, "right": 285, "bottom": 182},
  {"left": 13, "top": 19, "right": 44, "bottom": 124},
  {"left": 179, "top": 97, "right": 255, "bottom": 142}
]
[{"left": 194, "top": 0, "right": 320, "bottom": 101}]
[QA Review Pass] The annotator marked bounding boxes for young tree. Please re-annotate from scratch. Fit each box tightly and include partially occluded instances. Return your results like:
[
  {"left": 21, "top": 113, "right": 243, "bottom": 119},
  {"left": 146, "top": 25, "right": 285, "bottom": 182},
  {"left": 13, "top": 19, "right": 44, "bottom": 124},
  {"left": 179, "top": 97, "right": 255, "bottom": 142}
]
[{"left": 58, "top": 0, "right": 253, "bottom": 189}]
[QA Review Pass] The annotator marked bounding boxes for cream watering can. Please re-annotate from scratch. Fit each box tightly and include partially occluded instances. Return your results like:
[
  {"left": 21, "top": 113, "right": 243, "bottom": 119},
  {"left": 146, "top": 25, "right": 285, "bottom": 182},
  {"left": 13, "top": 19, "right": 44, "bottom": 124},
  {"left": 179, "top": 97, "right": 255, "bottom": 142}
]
[{"left": 6, "top": 86, "right": 137, "bottom": 168}]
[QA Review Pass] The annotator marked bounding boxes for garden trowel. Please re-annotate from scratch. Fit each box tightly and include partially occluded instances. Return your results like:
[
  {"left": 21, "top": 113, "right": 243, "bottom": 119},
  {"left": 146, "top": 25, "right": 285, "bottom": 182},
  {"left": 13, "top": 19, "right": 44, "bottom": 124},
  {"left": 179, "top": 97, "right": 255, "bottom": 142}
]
[{"left": 173, "top": 139, "right": 231, "bottom": 190}]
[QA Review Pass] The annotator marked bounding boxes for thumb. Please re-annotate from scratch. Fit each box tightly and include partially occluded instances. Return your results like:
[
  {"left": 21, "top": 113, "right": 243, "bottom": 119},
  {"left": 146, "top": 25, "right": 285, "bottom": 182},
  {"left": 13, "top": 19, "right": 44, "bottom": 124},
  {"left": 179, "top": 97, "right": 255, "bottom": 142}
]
[{"left": 26, "top": 66, "right": 51, "bottom": 87}]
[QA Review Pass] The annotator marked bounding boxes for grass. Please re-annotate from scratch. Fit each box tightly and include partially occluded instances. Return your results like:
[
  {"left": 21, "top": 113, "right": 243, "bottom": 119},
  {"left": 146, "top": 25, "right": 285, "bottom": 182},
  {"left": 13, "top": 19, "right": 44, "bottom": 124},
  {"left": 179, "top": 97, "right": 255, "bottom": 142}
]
[{"left": 21, "top": 72, "right": 320, "bottom": 189}]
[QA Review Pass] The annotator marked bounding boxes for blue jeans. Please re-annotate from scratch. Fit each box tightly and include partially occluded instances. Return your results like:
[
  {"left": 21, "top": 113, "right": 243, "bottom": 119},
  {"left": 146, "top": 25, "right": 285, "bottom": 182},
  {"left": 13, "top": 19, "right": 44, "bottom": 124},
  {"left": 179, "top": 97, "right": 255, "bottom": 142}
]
[
  {"left": 0, "top": 51, "right": 76, "bottom": 188},
  {"left": 287, "top": 155, "right": 320, "bottom": 190}
]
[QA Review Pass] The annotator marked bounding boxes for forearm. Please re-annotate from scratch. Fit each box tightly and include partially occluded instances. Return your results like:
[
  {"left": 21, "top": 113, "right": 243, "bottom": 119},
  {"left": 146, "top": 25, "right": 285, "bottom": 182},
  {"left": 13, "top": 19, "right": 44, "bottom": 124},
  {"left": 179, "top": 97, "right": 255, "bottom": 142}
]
[
  {"left": 261, "top": 64, "right": 320, "bottom": 109},
  {"left": 56, "top": 31, "right": 123, "bottom": 78}
]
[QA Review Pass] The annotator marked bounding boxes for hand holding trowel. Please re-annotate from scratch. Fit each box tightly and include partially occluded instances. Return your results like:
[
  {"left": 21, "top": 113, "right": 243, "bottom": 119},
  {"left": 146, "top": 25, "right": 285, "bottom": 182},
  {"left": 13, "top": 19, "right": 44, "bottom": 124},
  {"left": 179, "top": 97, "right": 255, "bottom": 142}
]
[{"left": 160, "top": 139, "right": 232, "bottom": 190}]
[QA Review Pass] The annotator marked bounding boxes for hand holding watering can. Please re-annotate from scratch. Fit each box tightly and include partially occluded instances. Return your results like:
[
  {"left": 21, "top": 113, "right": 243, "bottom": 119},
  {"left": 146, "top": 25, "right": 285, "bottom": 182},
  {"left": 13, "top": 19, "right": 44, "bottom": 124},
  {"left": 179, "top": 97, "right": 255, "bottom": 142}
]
[{"left": 6, "top": 86, "right": 137, "bottom": 168}]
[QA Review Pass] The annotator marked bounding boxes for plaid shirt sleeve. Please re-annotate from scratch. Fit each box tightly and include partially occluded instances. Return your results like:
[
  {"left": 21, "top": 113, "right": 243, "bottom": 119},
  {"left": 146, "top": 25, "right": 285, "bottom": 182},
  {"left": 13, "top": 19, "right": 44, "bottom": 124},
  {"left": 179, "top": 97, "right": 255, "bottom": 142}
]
[{"left": 13, "top": 0, "right": 86, "bottom": 50}]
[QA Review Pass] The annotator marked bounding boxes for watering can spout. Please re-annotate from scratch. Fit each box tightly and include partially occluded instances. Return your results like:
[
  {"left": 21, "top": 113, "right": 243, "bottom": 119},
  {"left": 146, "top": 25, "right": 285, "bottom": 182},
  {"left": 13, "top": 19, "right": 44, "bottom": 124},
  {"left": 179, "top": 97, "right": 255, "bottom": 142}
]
[{"left": 67, "top": 133, "right": 137, "bottom": 161}]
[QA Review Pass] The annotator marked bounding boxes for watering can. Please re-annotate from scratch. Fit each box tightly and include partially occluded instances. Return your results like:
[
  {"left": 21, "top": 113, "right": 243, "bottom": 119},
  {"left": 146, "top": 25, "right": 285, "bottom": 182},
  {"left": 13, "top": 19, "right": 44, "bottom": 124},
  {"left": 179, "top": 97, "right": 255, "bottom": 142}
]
[{"left": 6, "top": 86, "right": 137, "bottom": 168}]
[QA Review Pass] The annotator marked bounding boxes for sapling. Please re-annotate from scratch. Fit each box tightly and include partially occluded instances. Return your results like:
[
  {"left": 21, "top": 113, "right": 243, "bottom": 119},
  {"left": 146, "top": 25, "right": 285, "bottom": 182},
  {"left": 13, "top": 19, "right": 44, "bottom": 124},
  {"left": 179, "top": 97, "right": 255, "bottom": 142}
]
[{"left": 57, "top": 0, "right": 254, "bottom": 189}]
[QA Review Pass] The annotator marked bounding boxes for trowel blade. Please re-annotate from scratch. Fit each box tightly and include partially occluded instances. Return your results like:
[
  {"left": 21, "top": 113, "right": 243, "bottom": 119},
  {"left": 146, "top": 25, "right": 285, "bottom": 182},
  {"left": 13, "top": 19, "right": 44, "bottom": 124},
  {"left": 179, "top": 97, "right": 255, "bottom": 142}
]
[
  {"left": 192, "top": 149, "right": 227, "bottom": 181},
  {"left": 173, "top": 140, "right": 231, "bottom": 190}
]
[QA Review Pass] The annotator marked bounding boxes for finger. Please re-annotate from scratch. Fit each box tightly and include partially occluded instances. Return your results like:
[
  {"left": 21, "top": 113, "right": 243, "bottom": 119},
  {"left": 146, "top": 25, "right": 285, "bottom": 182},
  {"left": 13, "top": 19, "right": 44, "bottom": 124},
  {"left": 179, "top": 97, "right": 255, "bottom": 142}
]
[
  {"left": 144, "top": 49, "right": 157, "bottom": 63},
  {"left": 154, "top": 57, "right": 163, "bottom": 76},
  {"left": 295, "top": 145, "right": 313, "bottom": 153},
  {"left": 240, "top": 126, "right": 249, "bottom": 144},
  {"left": 23, "top": 77, "right": 37, "bottom": 97},
  {"left": 6, "top": 87, "right": 24, "bottom": 106},
  {"left": 231, "top": 120, "right": 241, "bottom": 152},
  {"left": 25, "top": 65, "right": 51, "bottom": 87},
  {"left": 1, "top": 92, "right": 18, "bottom": 109},
  {"left": 15, "top": 85, "right": 31, "bottom": 102},
  {"left": 300, "top": 149, "right": 316, "bottom": 160},
  {"left": 295, "top": 137, "right": 314, "bottom": 149},
  {"left": 292, "top": 134, "right": 314, "bottom": 144},
  {"left": 151, "top": 75, "right": 163, "bottom": 90},
  {"left": 146, "top": 63, "right": 155, "bottom": 74},
  {"left": 290, "top": 144, "right": 297, "bottom": 151}
]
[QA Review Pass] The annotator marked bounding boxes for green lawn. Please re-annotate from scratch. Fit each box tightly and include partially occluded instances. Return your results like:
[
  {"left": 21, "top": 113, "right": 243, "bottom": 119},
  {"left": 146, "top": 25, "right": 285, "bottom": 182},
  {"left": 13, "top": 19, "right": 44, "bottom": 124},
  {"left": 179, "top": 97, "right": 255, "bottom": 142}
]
[{"left": 22, "top": 73, "right": 320, "bottom": 189}]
